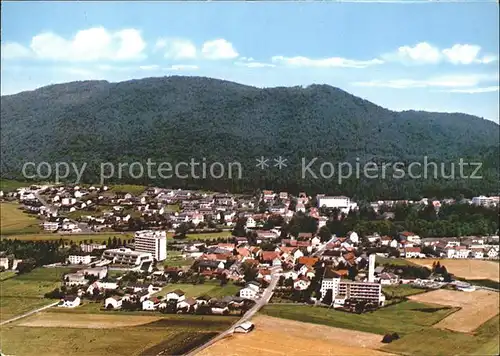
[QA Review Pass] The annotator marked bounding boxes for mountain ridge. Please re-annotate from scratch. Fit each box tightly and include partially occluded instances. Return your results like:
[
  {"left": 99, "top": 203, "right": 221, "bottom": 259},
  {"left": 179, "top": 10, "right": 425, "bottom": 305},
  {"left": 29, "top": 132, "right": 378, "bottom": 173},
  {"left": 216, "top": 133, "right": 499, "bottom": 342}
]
[{"left": 1, "top": 75, "right": 498, "bottom": 199}]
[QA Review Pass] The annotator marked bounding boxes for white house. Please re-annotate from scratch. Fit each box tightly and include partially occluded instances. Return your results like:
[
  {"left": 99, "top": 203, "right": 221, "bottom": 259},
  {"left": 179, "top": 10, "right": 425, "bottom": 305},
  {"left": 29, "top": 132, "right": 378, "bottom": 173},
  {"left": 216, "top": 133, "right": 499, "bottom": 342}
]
[
  {"left": 470, "top": 248, "right": 485, "bottom": 259},
  {"left": 68, "top": 255, "right": 92, "bottom": 265},
  {"left": 240, "top": 282, "right": 260, "bottom": 299},
  {"left": 142, "top": 298, "right": 161, "bottom": 311},
  {"left": 348, "top": 231, "right": 359, "bottom": 244},
  {"left": 446, "top": 246, "right": 470, "bottom": 259},
  {"left": 239, "top": 287, "right": 258, "bottom": 299},
  {"left": 104, "top": 296, "right": 123, "bottom": 309},
  {"left": 43, "top": 221, "right": 59, "bottom": 231},
  {"left": 65, "top": 273, "right": 87, "bottom": 286},
  {"left": 403, "top": 247, "right": 424, "bottom": 258},
  {"left": 486, "top": 248, "right": 499, "bottom": 259},
  {"left": 246, "top": 217, "right": 256, "bottom": 229},
  {"left": 293, "top": 277, "right": 311, "bottom": 291},
  {"left": 59, "top": 296, "right": 81, "bottom": 308},
  {"left": 379, "top": 273, "right": 399, "bottom": 285},
  {"left": 177, "top": 297, "right": 198, "bottom": 312},
  {"left": 166, "top": 290, "right": 186, "bottom": 302}
]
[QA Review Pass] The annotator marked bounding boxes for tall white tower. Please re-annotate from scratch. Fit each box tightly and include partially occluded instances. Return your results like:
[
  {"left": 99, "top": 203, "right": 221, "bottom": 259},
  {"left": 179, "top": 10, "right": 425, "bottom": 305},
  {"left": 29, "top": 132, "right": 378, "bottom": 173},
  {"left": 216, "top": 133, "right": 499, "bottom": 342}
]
[{"left": 368, "top": 254, "right": 376, "bottom": 283}]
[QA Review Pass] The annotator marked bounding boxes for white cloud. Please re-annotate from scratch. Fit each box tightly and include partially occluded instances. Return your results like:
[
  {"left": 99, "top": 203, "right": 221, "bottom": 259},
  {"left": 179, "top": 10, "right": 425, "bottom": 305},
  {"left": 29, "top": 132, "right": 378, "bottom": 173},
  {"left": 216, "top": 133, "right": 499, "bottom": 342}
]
[
  {"left": 234, "top": 57, "right": 275, "bottom": 68},
  {"left": 1, "top": 42, "right": 32, "bottom": 59},
  {"left": 271, "top": 55, "right": 383, "bottom": 68},
  {"left": 201, "top": 39, "right": 238, "bottom": 60},
  {"left": 389, "top": 42, "right": 441, "bottom": 64},
  {"left": 155, "top": 38, "right": 197, "bottom": 60},
  {"left": 352, "top": 73, "right": 498, "bottom": 89},
  {"left": 3, "top": 27, "right": 147, "bottom": 62},
  {"left": 139, "top": 64, "right": 160, "bottom": 71},
  {"left": 235, "top": 61, "right": 276, "bottom": 68},
  {"left": 164, "top": 64, "right": 199, "bottom": 71},
  {"left": 443, "top": 86, "right": 499, "bottom": 94},
  {"left": 385, "top": 42, "right": 497, "bottom": 65}
]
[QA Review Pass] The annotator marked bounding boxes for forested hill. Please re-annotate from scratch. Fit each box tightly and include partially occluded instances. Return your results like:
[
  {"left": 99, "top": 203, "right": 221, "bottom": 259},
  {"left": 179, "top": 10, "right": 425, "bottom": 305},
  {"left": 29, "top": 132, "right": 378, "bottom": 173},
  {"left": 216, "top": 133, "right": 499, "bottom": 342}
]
[{"left": 1, "top": 76, "right": 499, "bottom": 199}]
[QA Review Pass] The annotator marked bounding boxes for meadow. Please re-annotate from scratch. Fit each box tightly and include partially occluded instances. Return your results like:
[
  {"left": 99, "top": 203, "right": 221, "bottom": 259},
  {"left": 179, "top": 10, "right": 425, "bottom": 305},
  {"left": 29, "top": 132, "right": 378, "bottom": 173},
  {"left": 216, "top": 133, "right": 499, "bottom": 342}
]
[
  {"left": 109, "top": 184, "right": 146, "bottom": 195},
  {"left": 384, "top": 315, "right": 499, "bottom": 356},
  {"left": 3, "top": 232, "right": 133, "bottom": 243},
  {"left": 260, "top": 300, "right": 457, "bottom": 336},
  {"left": 0, "top": 267, "right": 70, "bottom": 322},
  {"left": 0, "top": 179, "right": 31, "bottom": 192},
  {"left": 0, "top": 323, "right": 227, "bottom": 356},
  {"left": 0, "top": 202, "right": 41, "bottom": 235}
]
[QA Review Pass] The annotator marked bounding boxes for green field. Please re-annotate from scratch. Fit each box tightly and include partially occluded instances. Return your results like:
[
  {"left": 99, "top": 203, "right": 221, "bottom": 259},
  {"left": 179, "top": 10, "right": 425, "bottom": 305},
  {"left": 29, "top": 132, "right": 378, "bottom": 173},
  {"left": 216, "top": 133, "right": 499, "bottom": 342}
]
[
  {"left": 0, "top": 271, "right": 17, "bottom": 281},
  {"left": 168, "top": 231, "right": 233, "bottom": 241},
  {"left": 0, "top": 202, "right": 41, "bottom": 235},
  {"left": 3, "top": 232, "right": 132, "bottom": 243},
  {"left": 260, "top": 301, "right": 457, "bottom": 336},
  {"left": 384, "top": 315, "right": 499, "bottom": 356},
  {"left": 383, "top": 284, "right": 428, "bottom": 299},
  {"left": 154, "top": 282, "right": 241, "bottom": 299},
  {"left": 1, "top": 313, "right": 235, "bottom": 356},
  {"left": 163, "top": 251, "right": 195, "bottom": 267},
  {"left": 0, "top": 179, "right": 30, "bottom": 192},
  {"left": 0, "top": 268, "right": 70, "bottom": 322},
  {"left": 376, "top": 256, "right": 419, "bottom": 266},
  {"left": 110, "top": 184, "right": 146, "bottom": 195}
]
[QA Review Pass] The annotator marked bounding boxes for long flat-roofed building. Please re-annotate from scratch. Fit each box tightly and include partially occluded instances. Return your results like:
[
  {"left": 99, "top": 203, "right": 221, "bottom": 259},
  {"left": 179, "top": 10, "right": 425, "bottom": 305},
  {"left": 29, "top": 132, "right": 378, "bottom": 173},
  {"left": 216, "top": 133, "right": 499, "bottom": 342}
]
[
  {"left": 320, "top": 267, "right": 385, "bottom": 307},
  {"left": 102, "top": 247, "right": 153, "bottom": 266},
  {"left": 134, "top": 230, "right": 167, "bottom": 261}
]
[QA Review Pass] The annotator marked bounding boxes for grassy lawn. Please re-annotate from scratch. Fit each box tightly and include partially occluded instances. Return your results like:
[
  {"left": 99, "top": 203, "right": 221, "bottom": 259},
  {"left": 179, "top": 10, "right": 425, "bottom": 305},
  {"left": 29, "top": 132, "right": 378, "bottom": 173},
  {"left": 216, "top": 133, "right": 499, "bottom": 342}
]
[
  {"left": 376, "top": 256, "right": 419, "bottom": 266},
  {"left": 66, "top": 209, "right": 104, "bottom": 220},
  {"left": 154, "top": 283, "right": 223, "bottom": 298},
  {"left": 0, "top": 325, "right": 224, "bottom": 356},
  {"left": 383, "top": 314, "right": 499, "bottom": 356},
  {"left": 383, "top": 284, "right": 428, "bottom": 299},
  {"left": 168, "top": 231, "right": 233, "bottom": 242},
  {"left": 165, "top": 204, "right": 180, "bottom": 212},
  {"left": 163, "top": 251, "right": 195, "bottom": 267},
  {"left": 110, "top": 184, "right": 146, "bottom": 195},
  {"left": 260, "top": 300, "right": 458, "bottom": 336},
  {"left": 0, "top": 179, "right": 30, "bottom": 192},
  {"left": 0, "top": 270, "right": 17, "bottom": 281},
  {"left": 3, "top": 232, "right": 132, "bottom": 243},
  {"left": 0, "top": 202, "right": 41, "bottom": 235},
  {"left": 0, "top": 268, "right": 70, "bottom": 321}
]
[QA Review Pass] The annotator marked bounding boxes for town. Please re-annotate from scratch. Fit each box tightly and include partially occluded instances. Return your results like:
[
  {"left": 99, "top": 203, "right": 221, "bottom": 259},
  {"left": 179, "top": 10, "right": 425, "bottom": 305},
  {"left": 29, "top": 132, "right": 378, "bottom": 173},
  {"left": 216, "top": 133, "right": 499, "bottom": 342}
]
[{"left": 1, "top": 183, "right": 499, "bottom": 355}]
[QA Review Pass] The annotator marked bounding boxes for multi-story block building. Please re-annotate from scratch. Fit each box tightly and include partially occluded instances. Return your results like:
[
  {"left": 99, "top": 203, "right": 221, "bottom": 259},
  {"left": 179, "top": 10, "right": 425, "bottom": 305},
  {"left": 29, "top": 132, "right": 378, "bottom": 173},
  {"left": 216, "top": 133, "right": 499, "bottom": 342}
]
[{"left": 134, "top": 230, "right": 167, "bottom": 261}]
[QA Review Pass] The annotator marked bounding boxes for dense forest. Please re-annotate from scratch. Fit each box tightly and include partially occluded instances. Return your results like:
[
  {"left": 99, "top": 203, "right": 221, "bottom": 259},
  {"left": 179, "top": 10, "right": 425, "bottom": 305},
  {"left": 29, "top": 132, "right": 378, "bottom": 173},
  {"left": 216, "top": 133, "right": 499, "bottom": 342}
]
[{"left": 1, "top": 76, "right": 499, "bottom": 199}]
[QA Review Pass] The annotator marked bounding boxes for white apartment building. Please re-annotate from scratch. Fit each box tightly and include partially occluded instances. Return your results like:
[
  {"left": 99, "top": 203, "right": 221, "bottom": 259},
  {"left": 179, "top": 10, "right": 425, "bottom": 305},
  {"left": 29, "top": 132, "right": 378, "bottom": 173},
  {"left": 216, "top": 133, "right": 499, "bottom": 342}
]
[
  {"left": 43, "top": 221, "right": 60, "bottom": 231},
  {"left": 134, "top": 230, "right": 167, "bottom": 261},
  {"left": 472, "top": 196, "right": 499, "bottom": 207},
  {"left": 68, "top": 255, "right": 92, "bottom": 265},
  {"left": 80, "top": 243, "right": 107, "bottom": 253},
  {"left": 337, "top": 281, "right": 386, "bottom": 307},
  {"left": 445, "top": 246, "right": 470, "bottom": 259},
  {"left": 102, "top": 248, "right": 153, "bottom": 266},
  {"left": 321, "top": 268, "right": 385, "bottom": 307},
  {"left": 316, "top": 195, "right": 357, "bottom": 214}
]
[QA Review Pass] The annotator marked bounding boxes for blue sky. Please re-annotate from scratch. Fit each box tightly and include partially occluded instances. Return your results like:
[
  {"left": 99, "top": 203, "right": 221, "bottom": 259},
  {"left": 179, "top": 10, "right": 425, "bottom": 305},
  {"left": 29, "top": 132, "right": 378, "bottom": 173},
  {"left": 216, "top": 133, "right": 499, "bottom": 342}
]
[{"left": 2, "top": 1, "right": 499, "bottom": 122}]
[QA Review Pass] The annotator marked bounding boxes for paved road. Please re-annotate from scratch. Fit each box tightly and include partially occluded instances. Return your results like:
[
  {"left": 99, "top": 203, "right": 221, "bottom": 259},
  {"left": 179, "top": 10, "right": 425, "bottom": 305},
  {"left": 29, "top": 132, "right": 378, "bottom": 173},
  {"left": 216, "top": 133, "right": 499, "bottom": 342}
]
[
  {"left": 34, "top": 189, "right": 94, "bottom": 233},
  {"left": 185, "top": 267, "right": 281, "bottom": 356},
  {"left": 0, "top": 301, "right": 59, "bottom": 326},
  {"left": 34, "top": 190, "right": 55, "bottom": 214},
  {"left": 312, "top": 234, "right": 337, "bottom": 257}
]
